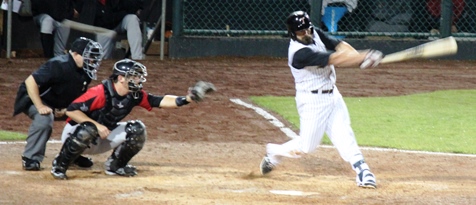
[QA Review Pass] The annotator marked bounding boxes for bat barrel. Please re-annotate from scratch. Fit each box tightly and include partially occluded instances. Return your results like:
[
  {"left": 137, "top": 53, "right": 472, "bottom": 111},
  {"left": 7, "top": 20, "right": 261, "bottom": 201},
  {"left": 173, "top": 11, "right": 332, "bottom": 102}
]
[{"left": 381, "top": 36, "right": 457, "bottom": 64}]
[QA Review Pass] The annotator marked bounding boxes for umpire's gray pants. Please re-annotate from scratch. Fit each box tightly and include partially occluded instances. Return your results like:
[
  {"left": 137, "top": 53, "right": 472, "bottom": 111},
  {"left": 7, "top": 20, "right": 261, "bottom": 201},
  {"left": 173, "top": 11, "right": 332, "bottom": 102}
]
[
  {"left": 22, "top": 104, "right": 54, "bottom": 162},
  {"left": 33, "top": 14, "right": 70, "bottom": 56},
  {"left": 97, "top": 14, "right": 144, "bottom": 60}
]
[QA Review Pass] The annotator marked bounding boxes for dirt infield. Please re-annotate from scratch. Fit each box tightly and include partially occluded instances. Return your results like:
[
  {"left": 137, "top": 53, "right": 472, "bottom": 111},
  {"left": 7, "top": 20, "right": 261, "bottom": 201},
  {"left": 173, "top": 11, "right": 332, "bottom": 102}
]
[{"left": 0, "top": 57, "right": 475, "bottom": 204}]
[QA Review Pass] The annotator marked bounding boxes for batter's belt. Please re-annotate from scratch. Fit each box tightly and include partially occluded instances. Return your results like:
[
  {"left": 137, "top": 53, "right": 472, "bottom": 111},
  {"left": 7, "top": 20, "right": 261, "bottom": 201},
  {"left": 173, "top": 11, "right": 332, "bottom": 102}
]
[{"left": 310, "top": 89, "right": 333, "bottom": 94}]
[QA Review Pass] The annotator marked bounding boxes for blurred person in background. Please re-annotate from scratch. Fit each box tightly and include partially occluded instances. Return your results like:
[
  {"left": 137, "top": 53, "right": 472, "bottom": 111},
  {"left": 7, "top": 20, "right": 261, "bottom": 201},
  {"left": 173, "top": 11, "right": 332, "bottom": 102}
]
[
  {"left": 75, "top": 0, "right": 145, "bottom": 60},
  {"left": 32, "top": 0, "right": 80, "bottom": 58}
]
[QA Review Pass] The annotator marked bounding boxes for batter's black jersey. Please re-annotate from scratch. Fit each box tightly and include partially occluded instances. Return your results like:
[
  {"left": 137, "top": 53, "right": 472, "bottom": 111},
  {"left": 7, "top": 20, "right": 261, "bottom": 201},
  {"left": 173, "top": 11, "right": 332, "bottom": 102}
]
[
  {"left": 16, "top": 54, "right": 91, "bottom": 111},
  {"left": 287, "top": 28, "right": 342, "bottom": 92},
  {"left": 290, "top": 28, "right": 342, "bottom": 69}
]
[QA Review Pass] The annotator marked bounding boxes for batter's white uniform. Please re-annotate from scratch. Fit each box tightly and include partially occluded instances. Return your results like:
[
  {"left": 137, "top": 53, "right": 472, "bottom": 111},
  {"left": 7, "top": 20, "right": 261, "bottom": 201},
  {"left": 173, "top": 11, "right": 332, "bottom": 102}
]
[{"left": 265, "top": 28, "right": 368, "bottom": 171}]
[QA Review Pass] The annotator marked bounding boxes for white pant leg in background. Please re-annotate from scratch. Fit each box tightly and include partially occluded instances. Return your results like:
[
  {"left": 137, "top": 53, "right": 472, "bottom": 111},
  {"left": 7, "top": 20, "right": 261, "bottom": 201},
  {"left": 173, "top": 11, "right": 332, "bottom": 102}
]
[
  {"left": 33, "top": 14, "right": 69, "bottom": 56},
  {"left": 53, "top": 23, "right": 70, "bottom": 56},
  {"left": 97, "top": 14, "right": 144, "bottom": 60},
  {"left": 96, "top": 33, "right": 114, "bottom": 59},
  {"left": 118, "top": 14, "right": 144, "bottom": 60}
]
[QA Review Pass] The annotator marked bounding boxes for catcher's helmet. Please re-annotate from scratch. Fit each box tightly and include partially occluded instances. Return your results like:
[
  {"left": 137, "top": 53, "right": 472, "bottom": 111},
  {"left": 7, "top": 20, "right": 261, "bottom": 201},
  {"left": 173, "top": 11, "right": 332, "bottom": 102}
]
[
  {"left": 112, "top": 59, "right": 148, "bottom": 97},
  {"left": 286, "top": 11, "right": 313, "bottom": 40},
  {"left": 71, "top": 37, "right": 104, "bottom": 80}
]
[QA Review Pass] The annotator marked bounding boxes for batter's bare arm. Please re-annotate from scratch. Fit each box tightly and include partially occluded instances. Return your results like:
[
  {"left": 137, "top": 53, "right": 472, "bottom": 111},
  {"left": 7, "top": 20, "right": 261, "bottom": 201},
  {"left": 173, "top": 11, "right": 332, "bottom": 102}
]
[
  {"left": 330, "top": 41, "right": 383, "bottom": 69},
  {"left": 328, "top": 42, "right": 368, "bottom": 67}
]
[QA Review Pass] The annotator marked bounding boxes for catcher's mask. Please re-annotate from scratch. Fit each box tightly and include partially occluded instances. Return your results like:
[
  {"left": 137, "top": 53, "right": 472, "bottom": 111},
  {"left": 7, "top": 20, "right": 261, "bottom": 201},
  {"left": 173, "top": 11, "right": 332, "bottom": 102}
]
[
  {"left": 286, "top": 11, "right": 314, "bottom": 41},
  {"left": 112, "top": 59, "right": 148, "bottom": 98},
  {"left": 71, "top": 37, "right": 104, "bottom": 80}
]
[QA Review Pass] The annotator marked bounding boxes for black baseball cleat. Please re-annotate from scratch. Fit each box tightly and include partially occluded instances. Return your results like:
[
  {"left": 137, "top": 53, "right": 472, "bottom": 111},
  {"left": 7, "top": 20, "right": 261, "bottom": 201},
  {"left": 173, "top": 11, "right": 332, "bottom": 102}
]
[
  {"left": 105, "top": 165, "right": 137, "bottom": 177},
  {"left": 73, "top": 155, "right": 93, "bottom": 168},
  {"left": 22, "top": 156, "right": 41, "bottom": 171},
  {"left": 51, "top": 159, "right": 68, "bottom": 180},
  {"left": 259, "top": 156, "right": 275, "bottom": 175}
]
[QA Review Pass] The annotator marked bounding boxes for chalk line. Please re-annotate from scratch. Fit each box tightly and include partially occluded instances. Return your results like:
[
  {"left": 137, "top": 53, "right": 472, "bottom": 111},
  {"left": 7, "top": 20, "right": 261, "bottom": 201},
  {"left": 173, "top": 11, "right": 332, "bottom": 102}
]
[
  {"left": 230, "top": 98, "right": 476, "bottom": 158},
  {"left": 2, "top": 99, "right": 475, "bottom": 158},
  {"left": 0, "top": 139, "right": 62, "bottom": 145}
]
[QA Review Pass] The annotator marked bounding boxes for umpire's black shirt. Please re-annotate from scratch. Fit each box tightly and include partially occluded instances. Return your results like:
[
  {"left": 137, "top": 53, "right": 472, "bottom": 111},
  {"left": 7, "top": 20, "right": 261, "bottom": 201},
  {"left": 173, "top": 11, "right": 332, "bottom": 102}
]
[{"left": 13, "top": 54, "right": 91, "bottom": 116}]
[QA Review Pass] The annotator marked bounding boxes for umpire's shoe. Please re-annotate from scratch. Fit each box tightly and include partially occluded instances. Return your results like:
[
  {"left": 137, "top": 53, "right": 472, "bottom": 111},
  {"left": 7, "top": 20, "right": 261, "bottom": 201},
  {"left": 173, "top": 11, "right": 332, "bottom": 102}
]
[
  {"left": 51, "top": 159, "right": 68, "bottom": 180},
  {"left": 22, "top": 156, "right": 41, "bottom": 171},
  {"left": 356, "top": 169, "right": 377, "bottom": 189},
  {"left": 259, "top": 156, "right": 275, "bottom": 175}
]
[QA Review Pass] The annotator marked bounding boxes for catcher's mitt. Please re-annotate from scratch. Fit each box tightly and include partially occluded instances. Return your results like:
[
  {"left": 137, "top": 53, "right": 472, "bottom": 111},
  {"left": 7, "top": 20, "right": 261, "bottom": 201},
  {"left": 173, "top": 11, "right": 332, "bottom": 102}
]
[{"left": 189, "top": 81, "right": 216, "bottom": 102}]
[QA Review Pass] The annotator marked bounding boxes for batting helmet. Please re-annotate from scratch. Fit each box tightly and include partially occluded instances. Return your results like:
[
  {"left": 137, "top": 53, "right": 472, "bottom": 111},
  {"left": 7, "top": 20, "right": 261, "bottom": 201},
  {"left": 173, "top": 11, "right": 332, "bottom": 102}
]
[
  {"left": 112, "top": 59, "right": 148, "bottom": 97},
  {"left": 286, "top": 11, "right": 313, "bottom": 40},
  {"left": 71, "top": 37, "right": 104, "bottom": 80}
]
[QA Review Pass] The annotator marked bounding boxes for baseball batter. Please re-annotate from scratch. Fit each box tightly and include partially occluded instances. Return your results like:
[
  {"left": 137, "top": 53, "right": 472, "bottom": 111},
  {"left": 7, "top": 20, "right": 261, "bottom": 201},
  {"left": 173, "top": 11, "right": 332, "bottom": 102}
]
[{"left": 259, "top": 11, "right": 383, "bottom": 189}]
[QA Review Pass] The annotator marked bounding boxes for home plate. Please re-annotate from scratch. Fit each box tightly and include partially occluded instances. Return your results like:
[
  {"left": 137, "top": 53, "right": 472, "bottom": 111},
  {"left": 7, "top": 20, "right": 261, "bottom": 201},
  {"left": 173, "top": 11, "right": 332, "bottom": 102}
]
[{"left": 269, "top": 190, "right": 319, "bottom": 196}]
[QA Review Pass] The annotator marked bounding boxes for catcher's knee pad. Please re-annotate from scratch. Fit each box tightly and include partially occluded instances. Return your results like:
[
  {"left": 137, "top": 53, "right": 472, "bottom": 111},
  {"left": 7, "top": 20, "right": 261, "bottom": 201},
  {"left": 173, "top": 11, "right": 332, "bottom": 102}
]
[
  {"left": 124, "top": 120, "right": 147, "bottom": 151},
  {"left": 55, "top": 122, "right": 99, "bottom": 168},
  {"left": 71, "top": 121, "right": 99, "bottom": 147}
]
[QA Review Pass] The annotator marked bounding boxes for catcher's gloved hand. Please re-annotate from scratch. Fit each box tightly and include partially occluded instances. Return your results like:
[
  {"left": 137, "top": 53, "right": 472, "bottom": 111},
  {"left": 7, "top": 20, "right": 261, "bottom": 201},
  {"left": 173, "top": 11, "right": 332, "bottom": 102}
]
[
  {"left": 189, "top": 81, "right": 216, "bottom": 102},
  {"left": 360, "top": 50, "right": 384, "bottom": 69}
]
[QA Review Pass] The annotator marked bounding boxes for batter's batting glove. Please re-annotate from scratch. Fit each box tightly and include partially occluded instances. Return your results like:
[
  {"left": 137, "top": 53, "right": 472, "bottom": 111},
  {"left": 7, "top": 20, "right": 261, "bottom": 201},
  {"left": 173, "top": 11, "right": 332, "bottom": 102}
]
[
  {"left": 360, "top": 50, "right": 383, "bottom": 69},
  {"left": 188, "top": 81, "right": 216, "bottom": 102}
]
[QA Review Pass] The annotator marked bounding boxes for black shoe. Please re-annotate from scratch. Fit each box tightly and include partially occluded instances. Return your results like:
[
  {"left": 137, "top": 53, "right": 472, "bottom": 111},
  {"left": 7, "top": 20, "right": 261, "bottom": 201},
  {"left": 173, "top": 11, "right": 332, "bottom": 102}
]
[
  {"left": 22, "top": 156, "right": 41, "bottom": 171},
  {"left": 73, "top": 155, "right": 93, "bottom": 168},
  {"left": 259, "top": 156, "right": 275, "bottom": 175},
  {"left": 51, "top": 159, "right": 67, "bottom": 180},
  {"left": 105, "top": 165, "right": 137, "bottom": 177}
]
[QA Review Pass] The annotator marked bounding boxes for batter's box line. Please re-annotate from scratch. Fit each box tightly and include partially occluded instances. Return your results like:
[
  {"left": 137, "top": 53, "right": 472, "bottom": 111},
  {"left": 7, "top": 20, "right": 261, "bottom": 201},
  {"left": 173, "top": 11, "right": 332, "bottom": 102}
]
[
  {"left": 230, "top": 98, "right": 476, "bottom": 158},
  {"left": 0, "top": 139, "right": 62, "bottom": 145}
]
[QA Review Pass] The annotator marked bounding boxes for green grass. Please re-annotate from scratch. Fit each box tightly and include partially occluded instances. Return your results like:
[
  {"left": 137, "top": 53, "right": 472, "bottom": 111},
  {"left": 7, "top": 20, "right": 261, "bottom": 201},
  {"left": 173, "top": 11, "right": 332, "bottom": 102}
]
[
  {"left": 0, "top": 130, "right": 27, "bottom": 141},
  {"left": 250, "top": 90, "right": 476, "bottom": 154}
]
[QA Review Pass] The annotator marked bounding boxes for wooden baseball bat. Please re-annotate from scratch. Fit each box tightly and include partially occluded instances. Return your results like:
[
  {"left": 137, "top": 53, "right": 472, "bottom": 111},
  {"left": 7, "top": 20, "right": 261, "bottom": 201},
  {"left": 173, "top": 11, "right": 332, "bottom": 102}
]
[
  {"left": 381, "top": 36, "right": 458, "bottom": 64},
  {"left": 61, "top": 20, "right": 117, "bottom": 38}
]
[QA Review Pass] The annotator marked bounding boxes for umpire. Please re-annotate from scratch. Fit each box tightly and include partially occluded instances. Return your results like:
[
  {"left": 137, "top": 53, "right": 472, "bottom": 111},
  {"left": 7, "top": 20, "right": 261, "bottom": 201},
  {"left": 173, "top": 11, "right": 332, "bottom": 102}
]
[{"left": 13, "top": 37, "right": 104, "bottom": 171}]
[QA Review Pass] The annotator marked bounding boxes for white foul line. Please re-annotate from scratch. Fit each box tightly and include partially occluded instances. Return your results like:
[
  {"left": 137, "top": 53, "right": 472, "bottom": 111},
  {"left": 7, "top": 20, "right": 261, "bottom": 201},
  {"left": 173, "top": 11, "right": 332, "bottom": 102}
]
[
  {"left": 230, "top": 98, "right": 476, "bottom": 158},
  {"left": 2, "top": 99, "right": 475, "bottom": 158},
  {"left": 230, "top": 98, "right": 299, "bottom": 139},
  {"left": 0, "top": 139, "right": 62, "bottom": 145}
]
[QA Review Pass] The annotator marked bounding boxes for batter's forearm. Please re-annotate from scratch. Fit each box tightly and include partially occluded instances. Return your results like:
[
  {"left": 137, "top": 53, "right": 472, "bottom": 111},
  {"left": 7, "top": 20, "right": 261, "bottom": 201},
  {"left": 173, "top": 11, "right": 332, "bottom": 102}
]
[
  {"left": 335, "top": 41, "right": 358, "bottom": 53},
  {"left": 329, "top": 50, "right": 368, "bottom": 68}
]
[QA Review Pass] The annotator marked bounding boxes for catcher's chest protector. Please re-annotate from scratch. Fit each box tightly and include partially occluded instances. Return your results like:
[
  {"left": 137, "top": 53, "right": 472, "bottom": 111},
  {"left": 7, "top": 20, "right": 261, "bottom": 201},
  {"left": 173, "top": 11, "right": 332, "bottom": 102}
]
[{"left": 93, "top": 80, "right": 142, "bottom": 129}]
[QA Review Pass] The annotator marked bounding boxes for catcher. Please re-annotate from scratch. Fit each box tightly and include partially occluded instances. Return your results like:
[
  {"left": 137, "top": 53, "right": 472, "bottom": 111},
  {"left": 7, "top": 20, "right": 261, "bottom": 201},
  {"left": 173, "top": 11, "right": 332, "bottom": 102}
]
[{"left": 50, "top": 58, "right": 216, "bottom": 179}]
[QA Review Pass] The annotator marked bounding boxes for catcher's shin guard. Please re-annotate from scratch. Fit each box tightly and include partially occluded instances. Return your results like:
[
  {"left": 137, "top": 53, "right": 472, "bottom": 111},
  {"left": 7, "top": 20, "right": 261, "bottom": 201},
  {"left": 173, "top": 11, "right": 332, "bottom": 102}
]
[
  {"left": 106, "top": 120, "right": 147, "bottom": 175},
  {"left": 53, "top": 122, "right": 99, "bottom": 174}
]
